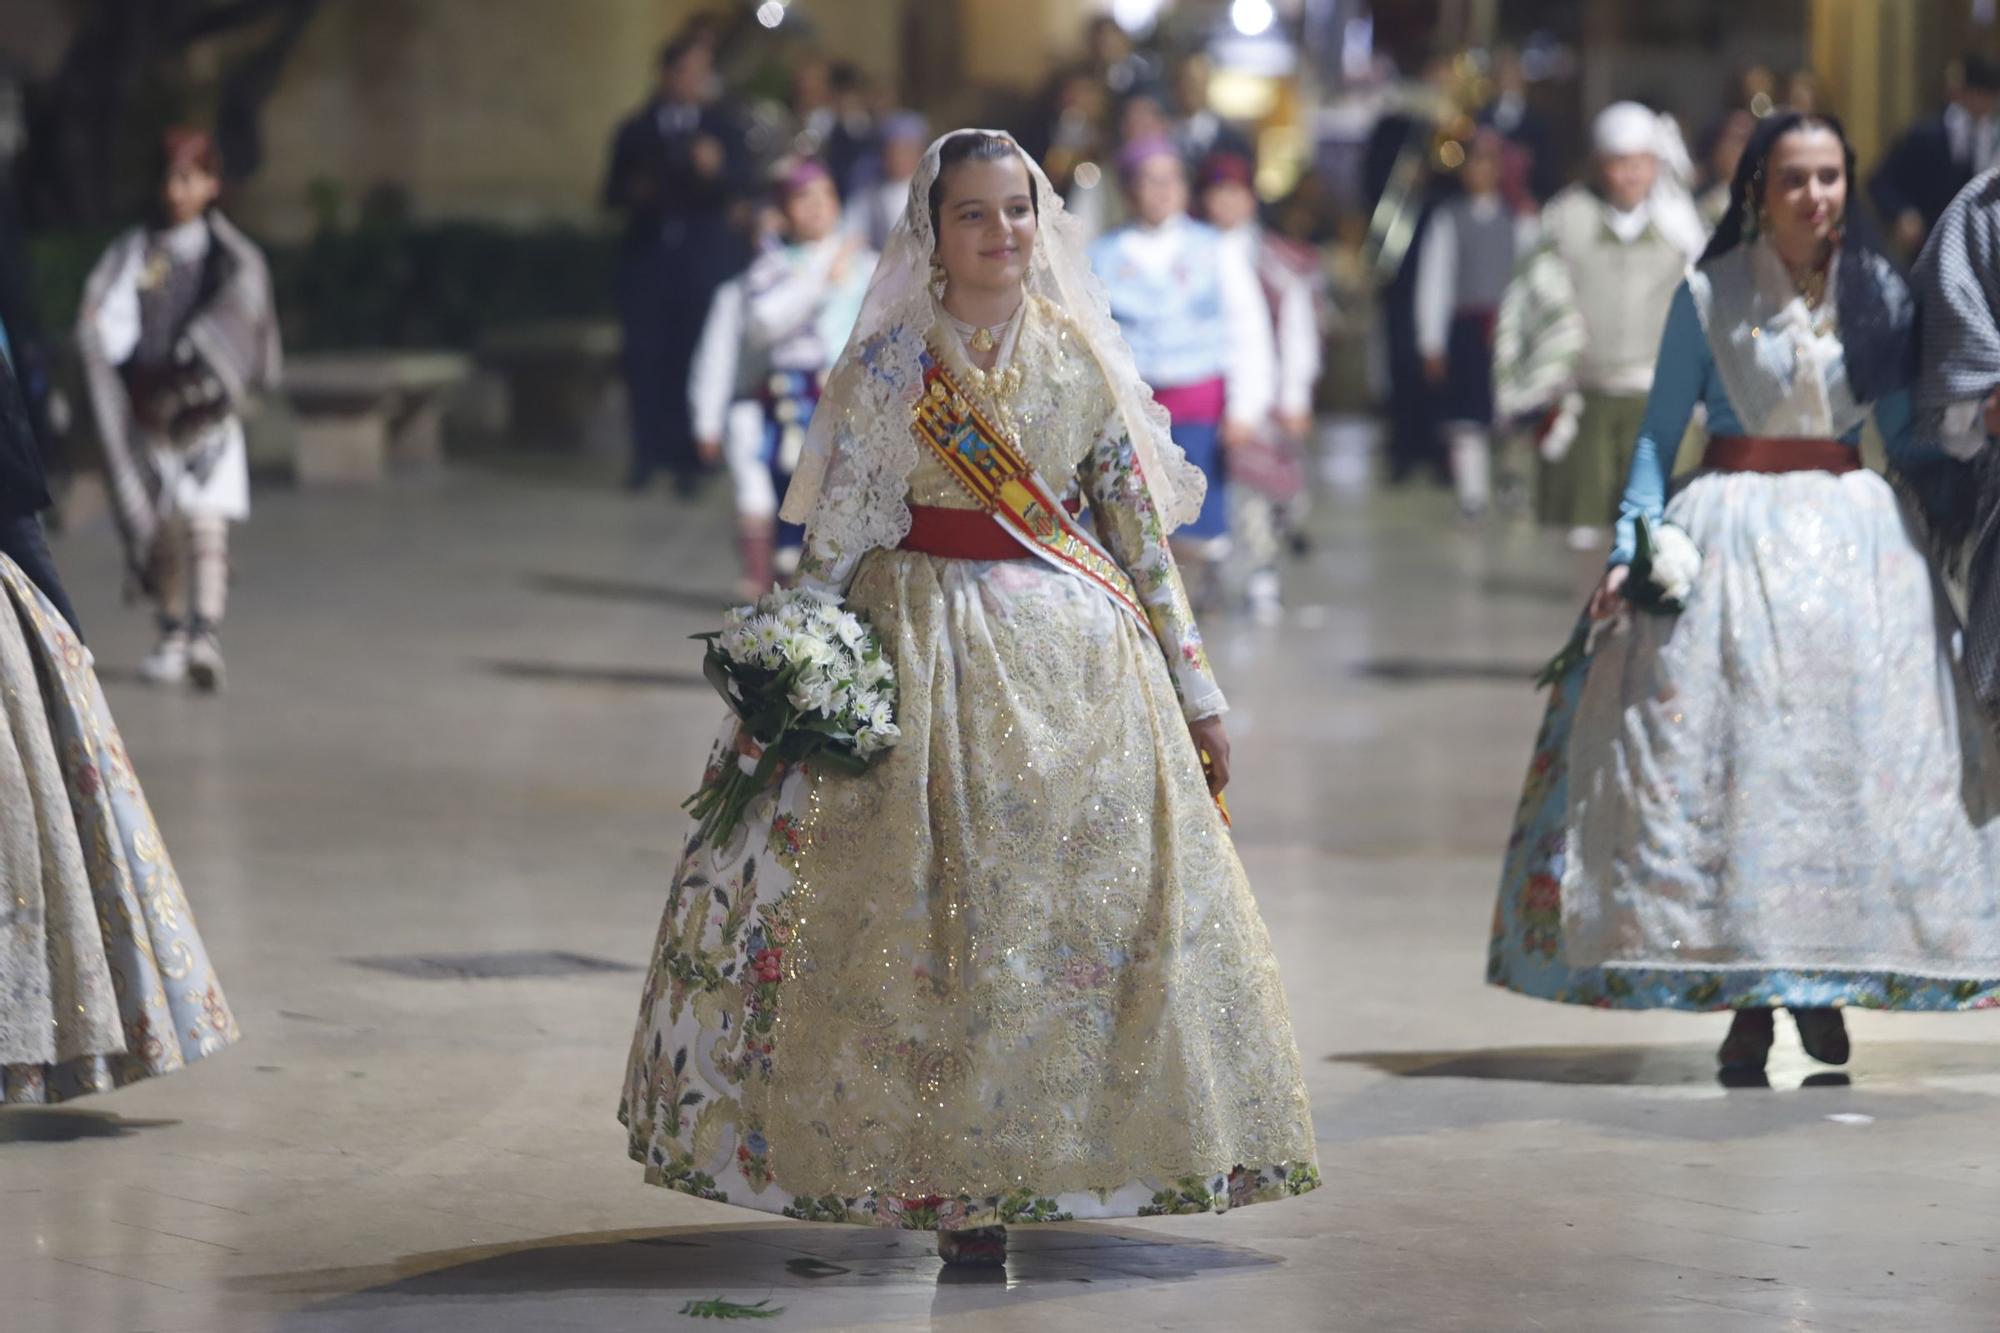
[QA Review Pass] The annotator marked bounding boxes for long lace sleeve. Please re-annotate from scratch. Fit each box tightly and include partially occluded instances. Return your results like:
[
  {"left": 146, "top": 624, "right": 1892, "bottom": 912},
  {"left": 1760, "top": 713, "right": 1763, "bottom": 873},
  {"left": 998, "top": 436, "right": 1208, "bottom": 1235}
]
[
  {"left": 1080, "top": 403, "right": 1227, "bottom": 721},
  {"left": 792, "top": 405, "right": 898, "bottom": 595},
  {"left": 792, "top": 444, "right": 873, "bottom": 596}
]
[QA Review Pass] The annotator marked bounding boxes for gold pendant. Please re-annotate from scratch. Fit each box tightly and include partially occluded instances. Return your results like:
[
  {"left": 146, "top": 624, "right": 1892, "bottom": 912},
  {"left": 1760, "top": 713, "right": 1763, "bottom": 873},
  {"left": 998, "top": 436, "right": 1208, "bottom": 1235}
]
[{"left": 969, "top": 325, "right": 997, "bottom": 354}]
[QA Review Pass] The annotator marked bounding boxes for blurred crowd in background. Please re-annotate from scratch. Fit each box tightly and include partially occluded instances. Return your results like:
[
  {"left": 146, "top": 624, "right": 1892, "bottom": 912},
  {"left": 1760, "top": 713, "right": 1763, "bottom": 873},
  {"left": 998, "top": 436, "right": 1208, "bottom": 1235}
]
[{"left": 0, "top": 1, "right": 1995, "bottom": 629}]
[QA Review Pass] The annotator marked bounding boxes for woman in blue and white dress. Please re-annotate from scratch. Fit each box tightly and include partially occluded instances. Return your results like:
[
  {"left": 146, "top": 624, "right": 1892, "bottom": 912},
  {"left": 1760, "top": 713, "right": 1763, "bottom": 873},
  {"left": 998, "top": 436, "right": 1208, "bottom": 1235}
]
[{"left": 1489, "top": 111, "right": 2000, "bottom": 1073}]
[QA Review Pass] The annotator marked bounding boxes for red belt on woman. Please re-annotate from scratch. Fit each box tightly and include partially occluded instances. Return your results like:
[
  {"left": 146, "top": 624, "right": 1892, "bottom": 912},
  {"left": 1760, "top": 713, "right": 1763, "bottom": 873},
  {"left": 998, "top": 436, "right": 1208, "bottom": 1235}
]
[
  {"left": 898, "top": 501, "right": 1083, "bottom": 561},
  {"left": 1701, "top": 436, "right": 1860, "bottom": 475}
]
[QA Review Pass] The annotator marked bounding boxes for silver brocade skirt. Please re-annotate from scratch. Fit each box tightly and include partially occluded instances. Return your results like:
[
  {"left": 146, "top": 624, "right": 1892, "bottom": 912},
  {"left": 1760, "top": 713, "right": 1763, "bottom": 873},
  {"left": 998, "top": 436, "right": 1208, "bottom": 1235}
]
[
  {"left": 621, "top": 550, "right": 1320, "bottom": 1227},
  {"left": 0, "top": 557, "right": 240, "bottom": 1101},
  {"left": 1491, "top": 468, "right": 2000, "bottom": 1010}
]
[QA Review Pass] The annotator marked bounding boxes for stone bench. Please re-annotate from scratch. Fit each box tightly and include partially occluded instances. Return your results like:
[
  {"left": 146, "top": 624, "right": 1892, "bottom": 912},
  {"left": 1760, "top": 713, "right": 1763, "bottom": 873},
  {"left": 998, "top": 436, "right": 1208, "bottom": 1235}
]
[
  {"left": 282, "top": 351, "right": 474, "bottom": 484},
  {"left": 475, "top": 319, "right": 622, "bottom": 453}
]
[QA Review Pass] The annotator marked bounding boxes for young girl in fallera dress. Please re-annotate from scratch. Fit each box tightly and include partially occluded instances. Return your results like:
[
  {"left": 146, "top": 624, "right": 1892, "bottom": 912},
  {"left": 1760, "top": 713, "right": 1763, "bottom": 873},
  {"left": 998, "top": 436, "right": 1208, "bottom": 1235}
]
[{"left": 621, "top": 130, "right": 1319, "bottom": 1267}]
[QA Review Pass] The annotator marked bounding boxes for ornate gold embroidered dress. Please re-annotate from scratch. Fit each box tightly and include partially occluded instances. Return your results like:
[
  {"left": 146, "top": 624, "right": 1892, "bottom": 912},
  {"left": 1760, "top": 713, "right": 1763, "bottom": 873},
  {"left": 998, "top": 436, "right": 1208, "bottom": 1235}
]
[{"left": 621, "top": 132, "right": 1317, "bottom": 1230}]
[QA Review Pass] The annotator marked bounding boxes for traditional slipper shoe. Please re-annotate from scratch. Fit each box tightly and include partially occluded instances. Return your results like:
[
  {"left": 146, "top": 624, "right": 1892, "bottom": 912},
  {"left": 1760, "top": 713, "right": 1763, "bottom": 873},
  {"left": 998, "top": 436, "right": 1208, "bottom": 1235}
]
[
  {"left": 1790, "top": 1007, "right": 1851, "bottom": 1066},
  {"left": 1718, "top": 1007, "right": 1776, "bottom": 1071}
]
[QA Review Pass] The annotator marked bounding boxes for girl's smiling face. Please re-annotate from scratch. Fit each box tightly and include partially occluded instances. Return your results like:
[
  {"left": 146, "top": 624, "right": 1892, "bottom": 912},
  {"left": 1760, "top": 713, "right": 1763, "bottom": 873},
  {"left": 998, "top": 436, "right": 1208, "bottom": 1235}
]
[
  {"left": 933, "top": 153, "right": 1037, "bottom": 295},
  {"left": 1760, "top": 123, "right": 1847, "bottom": 252}
]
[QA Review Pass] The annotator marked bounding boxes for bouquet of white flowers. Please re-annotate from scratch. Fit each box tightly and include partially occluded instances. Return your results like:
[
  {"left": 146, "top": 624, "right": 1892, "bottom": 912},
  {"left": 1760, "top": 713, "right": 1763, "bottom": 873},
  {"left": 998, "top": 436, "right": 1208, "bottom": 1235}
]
[
  {"left": 684, "top": 587, "right": 900, "bottom": 849},
  {"left": 1534, "top": 516, "right": 1702, "bottom": 690},
  {"left": 1626, "top": 515, "right": 1701, "bottom": 613}
]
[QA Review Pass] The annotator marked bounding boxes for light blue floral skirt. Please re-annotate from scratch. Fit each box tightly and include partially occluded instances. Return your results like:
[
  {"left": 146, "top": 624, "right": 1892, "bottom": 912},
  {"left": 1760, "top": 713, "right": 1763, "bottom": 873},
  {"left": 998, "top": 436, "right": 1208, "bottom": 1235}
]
[
  {"left": 0, "top": 557, "right": 240, "bottom": 1102},
  {"left": 1490, "top": 634, "right": 2000, "bottom": 1011},
  {"left": 1490, "top": 469, "right": 2000, "bottom": 1013}
]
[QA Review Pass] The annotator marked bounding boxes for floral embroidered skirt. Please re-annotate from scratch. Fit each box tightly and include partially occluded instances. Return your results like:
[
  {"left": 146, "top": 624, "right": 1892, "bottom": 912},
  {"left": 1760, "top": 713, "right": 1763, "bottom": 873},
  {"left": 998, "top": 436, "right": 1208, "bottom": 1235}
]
[
  {"left": 1491, "top": 469, "right": 2000, "bottom": 1011},
  {"left": 622, "top": 549, "right": 1320, "bottom": 1228},
  {"left": 0, "top": 556, "right": 240, "bottom": 1103}
]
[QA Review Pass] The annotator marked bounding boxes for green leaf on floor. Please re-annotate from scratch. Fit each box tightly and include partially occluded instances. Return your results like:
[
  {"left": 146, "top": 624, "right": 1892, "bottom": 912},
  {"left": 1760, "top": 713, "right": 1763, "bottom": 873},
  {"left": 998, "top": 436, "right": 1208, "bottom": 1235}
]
[{"left": 679, "top": 1296, "right": 785, "bottom": 1319}]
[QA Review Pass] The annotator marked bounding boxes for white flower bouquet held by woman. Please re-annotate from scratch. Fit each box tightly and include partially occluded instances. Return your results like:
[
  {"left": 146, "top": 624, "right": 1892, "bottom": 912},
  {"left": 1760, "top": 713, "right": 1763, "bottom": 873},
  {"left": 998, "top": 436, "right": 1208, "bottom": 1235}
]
[
  {"left": 684, "top": 587, "right": 900, "bottom": 848},
  {"left": 1535, "top": 516, "right": 1702, "bottom": 688},
  {"left": 1627, "top": 515, "right": 1702, "bottom": 612}
]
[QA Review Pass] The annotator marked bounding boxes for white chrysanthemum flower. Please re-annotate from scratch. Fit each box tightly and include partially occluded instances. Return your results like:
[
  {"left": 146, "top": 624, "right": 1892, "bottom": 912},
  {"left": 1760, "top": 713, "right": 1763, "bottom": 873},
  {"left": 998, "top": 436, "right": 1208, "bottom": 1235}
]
[
  {"left": 865, "top": 697, "right": 895, "bottom": 734},
  {"left": 703, "top": 587, "right": 899, "bottom": 770},
  {"left": 746, "top": 615, "right": 785, "bottom": 660}
]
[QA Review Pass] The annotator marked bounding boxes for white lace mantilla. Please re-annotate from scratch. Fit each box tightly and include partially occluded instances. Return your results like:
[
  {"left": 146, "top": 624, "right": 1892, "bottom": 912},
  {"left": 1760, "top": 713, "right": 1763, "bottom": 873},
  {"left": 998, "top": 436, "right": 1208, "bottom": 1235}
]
[{"left": 780, "top": 128, "right": 1205, "bottom": 571}]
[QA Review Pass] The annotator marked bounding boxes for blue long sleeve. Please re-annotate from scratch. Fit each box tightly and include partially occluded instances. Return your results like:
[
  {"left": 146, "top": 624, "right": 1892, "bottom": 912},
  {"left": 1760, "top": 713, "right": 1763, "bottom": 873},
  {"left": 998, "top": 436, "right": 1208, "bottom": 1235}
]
[
  {"left": 1611, "top": 282, "right": 1708, "bottom": 565},
  {"left": 1872, "top": 387, "right": 1934, "bottom": 469},
  {"left": 1876, "top": 389, "right": 1913, "bottom": 465}
]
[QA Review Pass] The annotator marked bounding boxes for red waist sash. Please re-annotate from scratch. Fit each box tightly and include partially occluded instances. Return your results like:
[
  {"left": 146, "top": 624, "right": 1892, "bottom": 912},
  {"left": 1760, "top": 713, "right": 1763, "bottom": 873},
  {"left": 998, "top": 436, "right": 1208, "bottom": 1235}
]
[
  {"left": 899, "top": 500, "right": 1084, "bottom": 561},
  {"left": 1702, "top": 436, "right": 1859, "bottom": 475}
]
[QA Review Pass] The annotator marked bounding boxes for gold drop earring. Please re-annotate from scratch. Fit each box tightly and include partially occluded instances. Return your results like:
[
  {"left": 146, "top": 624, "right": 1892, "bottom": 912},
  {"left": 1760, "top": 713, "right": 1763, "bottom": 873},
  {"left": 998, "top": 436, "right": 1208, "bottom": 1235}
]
[{"left": 929, "top": 252, "right": 948, "bottom": 297}]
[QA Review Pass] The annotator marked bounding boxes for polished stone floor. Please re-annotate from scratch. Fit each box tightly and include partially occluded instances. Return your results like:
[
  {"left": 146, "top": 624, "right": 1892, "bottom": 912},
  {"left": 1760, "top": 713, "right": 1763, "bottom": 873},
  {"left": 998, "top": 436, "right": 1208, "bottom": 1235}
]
[{"left": 7, "top": 449, "right": 1999, "bottom": 1332}]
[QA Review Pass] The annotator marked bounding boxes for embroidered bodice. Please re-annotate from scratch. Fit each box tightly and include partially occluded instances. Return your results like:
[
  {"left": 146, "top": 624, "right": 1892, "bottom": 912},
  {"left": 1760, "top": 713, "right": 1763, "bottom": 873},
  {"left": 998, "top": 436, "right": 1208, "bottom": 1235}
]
[
  {"left": 904, "top": 296, "right": 1112, "bottom": 510},
  {"left": 800, "top": 295, "right": 1226, "bottom": 720}
]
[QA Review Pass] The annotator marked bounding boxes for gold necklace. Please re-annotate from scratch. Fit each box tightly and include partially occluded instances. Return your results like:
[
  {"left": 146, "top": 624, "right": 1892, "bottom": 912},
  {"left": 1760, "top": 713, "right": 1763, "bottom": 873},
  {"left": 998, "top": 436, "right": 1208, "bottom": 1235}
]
[
  {"left": 931, "top": 334, "right": 1027, "bottom": 439},
  {"left": 946, "top": 310, "right": 1012, "bottom": 356},
  {"left": 1750, "top": 243, "right": 1836, "bottom": 343},
  {"left": 1776, "top": 239, "right": 1833, "bottom": 307},
  {"left": 1787, "top": 262, "right": 1828, "bottom": 312},
  {"left": 1789, "top": 264, "right": 1836, "bottom": 339},
  {"left": 946, "top": 312, "right": 1024, "bottom": 399},
  {"left": 962, "top": 358, "right": 1026, "bottom": 440}
]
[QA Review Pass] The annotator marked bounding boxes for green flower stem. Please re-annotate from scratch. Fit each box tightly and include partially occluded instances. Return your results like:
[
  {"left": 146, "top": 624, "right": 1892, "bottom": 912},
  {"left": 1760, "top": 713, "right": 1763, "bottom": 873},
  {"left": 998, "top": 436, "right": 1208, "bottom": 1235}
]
[
  {"left": 679, "top": 1296, "right": 785, "bottom": 1319},
  {"left": 1534, "top": 620, "right": 1591, "bottom": 691}
]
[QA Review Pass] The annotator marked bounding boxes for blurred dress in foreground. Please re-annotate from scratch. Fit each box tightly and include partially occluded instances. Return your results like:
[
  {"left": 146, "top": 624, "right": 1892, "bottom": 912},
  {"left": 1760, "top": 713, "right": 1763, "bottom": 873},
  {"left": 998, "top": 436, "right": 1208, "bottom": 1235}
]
[{"left": 0, "top": 556, "right": 240, "bottom": 1103}]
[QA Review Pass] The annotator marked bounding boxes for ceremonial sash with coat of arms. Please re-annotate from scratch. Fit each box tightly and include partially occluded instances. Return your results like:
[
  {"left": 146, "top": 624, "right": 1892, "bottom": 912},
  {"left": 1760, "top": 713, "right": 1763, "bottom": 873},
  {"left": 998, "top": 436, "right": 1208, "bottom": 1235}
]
[{"left": 911, "top": 353, "right": 1151, "bottom": 632}]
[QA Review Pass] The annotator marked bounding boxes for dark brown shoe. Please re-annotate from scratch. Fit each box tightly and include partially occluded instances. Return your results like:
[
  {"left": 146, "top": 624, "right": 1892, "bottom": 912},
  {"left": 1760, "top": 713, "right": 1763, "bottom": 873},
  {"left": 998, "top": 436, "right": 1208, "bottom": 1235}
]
[
  {"left": 1718, "top": 1008, "right": 1775, "bottom": 1071},
  {"left": 1790, "top": 1007, "right": 1850, "bottom": 1066}
]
